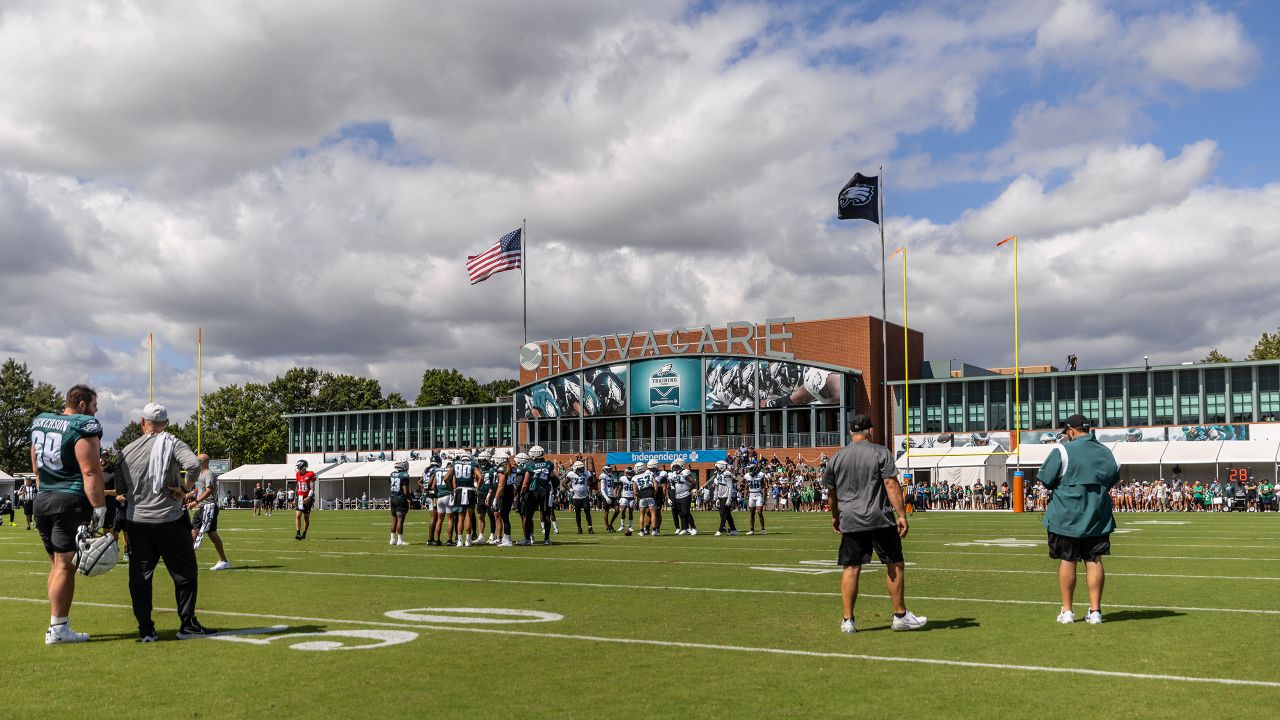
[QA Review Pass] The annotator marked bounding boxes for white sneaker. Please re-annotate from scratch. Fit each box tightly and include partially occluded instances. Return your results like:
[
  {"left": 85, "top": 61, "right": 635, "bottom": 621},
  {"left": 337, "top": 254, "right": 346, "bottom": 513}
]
[
  {"left": 840, "top": 619, "right": 856, "bottom": 634},
  {"left": 455, "top": 539, "right": 463, "bottom": 548},
  {"left": 45, "top": 623, "right": 89, "bottom": 645},
  {"left": 390, "top": 537, "right": 397, "bottom": 545},
  {"left": 747, "top": 530, "right": 754, "bottom": 535},
  {"left": 715, "top": 531, "right": 723, "bottom": 537},
  {"left": 499, "top": 539, "right": 513, "bottom": 547},
  {"left": 1056, "top": 610, "right": 1075, "bottom": 624},
  {"left": 761, "top": 529, "right": 768, "bottom": 535},
  {"left": 729, "top": 530, "right": 739, "bottom": 536},
  {"left": 553, "top": 524, "right": 559, "bottom": 534},
  {"left": 397, "top": 539, "right": 408, "bottom": 546},
  {"left": 1085, "top": 610, "right": 1103, "bottom": 625},
  {"left": 891, "top": 610, "right": 928, "bottom": 631},
  {"left": 689, "top": 529, "right": 697, "bottom": 536},
  {"left": 676, "top": 529, "right": 686, "bottom": 536},
  {"left": 210, "top": 560, "right": 231, "bottom": 571},
  {"left": 464, "top": 537, "right": 472, "bottom": 547}
]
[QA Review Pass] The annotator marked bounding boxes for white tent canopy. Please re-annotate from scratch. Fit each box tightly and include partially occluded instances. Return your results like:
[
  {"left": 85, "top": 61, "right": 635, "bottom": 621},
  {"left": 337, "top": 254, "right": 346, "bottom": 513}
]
[
  {"left": 1215, "top": 440, "right": 1280, "bottom": 464},
  {"left": 1010, "top": 443, "right": 1056, "bottom": 467},
  {"left": 1108, "top": 441, "right": 1166, "bottom": 466},
  {"left": 1161, "top": 441, "right": 1224, "bottom": 466}
]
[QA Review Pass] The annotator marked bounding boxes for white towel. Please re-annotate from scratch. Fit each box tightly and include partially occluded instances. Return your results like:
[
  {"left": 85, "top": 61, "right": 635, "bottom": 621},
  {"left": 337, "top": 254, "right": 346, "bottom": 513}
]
[{"left": 147, "top": 432, "right": 177, "bottom": 494}]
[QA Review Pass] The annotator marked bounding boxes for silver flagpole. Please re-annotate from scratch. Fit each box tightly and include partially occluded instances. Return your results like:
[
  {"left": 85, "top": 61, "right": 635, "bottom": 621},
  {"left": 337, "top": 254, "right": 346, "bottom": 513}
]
[
  {"left": 522, "top": 218, "right": 528, "bottom": 345},
  {"left": 878, "top": 165, "right": 891, "bottom": 450}
]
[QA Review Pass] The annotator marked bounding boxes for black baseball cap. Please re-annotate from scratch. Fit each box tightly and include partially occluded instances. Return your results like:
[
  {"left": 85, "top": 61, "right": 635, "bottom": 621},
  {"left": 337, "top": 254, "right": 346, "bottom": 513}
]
[
  {"left": 1062, "top": 414, "right": 1092, "bottom": 431},
  {"left": 849, "top": 414, "right": 874, "bottom": 432}
]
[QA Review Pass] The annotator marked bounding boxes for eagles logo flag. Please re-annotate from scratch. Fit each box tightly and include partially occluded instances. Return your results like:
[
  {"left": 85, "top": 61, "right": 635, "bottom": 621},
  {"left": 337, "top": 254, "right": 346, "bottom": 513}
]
[{"left": 837, "top": 172, "right": 880, "bottom": 223}]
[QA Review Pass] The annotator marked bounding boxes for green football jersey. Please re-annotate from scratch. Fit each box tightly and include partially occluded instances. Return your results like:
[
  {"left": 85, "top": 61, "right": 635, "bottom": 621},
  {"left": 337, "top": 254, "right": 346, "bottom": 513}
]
[
  {"left": 526, "top": 459, "right": 555, "bottom": 493},
  {"left": 389, "top": 471, "right": 409, "bottom": 498},
  {"left": 452, "top": 459, "right": 476, "bottom": 489},
  {"left": 28, "top": 412, "right": 103, "bottom": 495}
]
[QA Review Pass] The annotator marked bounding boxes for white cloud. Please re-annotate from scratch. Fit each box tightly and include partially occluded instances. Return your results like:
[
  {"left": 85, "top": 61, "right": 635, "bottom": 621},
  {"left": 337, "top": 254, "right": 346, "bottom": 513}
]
[{"left": 1133, "top": 6, "right": 1259, "bottom": 90}]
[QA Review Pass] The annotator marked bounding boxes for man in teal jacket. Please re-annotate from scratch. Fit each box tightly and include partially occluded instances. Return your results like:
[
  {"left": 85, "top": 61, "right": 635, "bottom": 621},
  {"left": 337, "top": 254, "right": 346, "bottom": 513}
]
[{"left": 1037, "top": 414, "right": 1119, "bottom": 625}]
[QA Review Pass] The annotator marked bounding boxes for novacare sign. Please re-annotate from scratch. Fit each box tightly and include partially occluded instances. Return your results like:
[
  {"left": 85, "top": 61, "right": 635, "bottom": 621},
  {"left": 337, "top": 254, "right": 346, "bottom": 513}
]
[{"left": 523, "top": 317, "right": 796, "bottom": 375}]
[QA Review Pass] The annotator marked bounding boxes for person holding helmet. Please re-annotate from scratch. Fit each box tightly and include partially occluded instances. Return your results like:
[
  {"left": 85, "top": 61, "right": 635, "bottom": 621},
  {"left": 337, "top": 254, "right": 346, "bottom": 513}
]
[
  {"left": 425, "top": 459, "right": 452, "bottom": 546},
  {"left": 711, "top": 460, "right": 738, "bottom": 536},
  {"left": 518, "top": 446, "right": 557, "bottom": 545},
  {"left": 744, "top": 462, "right": 768, "bottom": 535},
  {"left": 567, "top": 460, "right": 594, "bottom": 534},
  {"left": 445, "top": 451, "right": 478, "bottom": 547},
  {"left": 388, "top": 460, "right": 411, "bottom": 546},
  {"left": 293, "top": 459, "right": 316, "bottom": 540},
  {"left": 669, "top": 459, "right": 697, "bottom": 535}
]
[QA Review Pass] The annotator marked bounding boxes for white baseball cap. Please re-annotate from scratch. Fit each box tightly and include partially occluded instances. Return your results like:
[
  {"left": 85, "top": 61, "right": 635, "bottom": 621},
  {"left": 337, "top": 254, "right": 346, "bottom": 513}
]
[{"left": 141, "top": 402, "right": 168, "bottom": 421}]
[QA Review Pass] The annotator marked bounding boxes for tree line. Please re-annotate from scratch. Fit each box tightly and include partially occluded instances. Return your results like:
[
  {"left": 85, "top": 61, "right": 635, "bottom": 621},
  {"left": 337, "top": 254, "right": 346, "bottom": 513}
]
[{"left": 0, "top": 360, "right": 516, "bottom": 473}]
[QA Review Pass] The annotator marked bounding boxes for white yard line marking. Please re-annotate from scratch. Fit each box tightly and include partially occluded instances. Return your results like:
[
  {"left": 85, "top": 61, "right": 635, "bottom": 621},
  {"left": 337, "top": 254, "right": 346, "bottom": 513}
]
[{"left": 0, "top": 594, "right": 1274, "bottom": 687}]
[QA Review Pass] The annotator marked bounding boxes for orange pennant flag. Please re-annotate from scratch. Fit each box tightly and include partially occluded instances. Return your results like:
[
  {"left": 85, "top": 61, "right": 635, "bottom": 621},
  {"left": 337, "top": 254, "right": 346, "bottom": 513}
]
[
  {"left": 888, "top": 246, "right": 905, "bottom": 260},
  {"left": 996, "top": 234, "right": 1015, "bottom": 247}
]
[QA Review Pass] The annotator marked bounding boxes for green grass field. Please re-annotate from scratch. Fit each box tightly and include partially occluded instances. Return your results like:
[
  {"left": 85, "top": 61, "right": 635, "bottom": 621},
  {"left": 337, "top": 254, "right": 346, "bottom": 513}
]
[{"left": 3, "top": 508, "right": 1279, "bottom": 719}]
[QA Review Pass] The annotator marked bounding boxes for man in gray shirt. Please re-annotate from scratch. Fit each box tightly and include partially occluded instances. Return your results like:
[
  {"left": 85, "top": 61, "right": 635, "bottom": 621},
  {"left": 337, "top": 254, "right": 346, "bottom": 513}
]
[
  {"left": 821, "top": 414, "right": 926, "bottom": 634},
  {"left": 116, "top": 402, "right": 215, "bottom": 641}
]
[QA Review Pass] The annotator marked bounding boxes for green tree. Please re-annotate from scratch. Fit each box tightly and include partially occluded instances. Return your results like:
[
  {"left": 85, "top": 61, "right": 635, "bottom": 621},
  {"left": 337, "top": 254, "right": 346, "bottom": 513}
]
[
  {"left": 382, "top": 392, "right": 410, "bottom": 409},
  {"left": 416, "top": 368, "right": 488, "bottom": 406},
  {"left": 200, "top": 382, "right": 288, "bottom": 464},
  {"left": 0, "top": 359, "right": 62, "bottom": 474},
  {"left": 267, "top": 367, "right": 330, "bottom": 414},
  {"left": 1247, "top": 329, "right": 1280, "bottom": 361},
  {"left": 113, "top": 420, "right": 143, "bottom": 454},
  {"left": 481, "top": 379, "right": 519, "bottom": 399},
  {"left": 316, "top": 374, "right": 385, "bottom": 411},
  {"left": 1202, "top": 349, "right": 1233, "bottom": 363}
]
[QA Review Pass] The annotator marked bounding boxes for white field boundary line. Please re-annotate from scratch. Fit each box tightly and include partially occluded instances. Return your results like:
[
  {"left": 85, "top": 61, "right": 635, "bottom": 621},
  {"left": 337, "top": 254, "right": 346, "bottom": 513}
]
[
  {"left": 234, "top": 568, "right": 1280, "bottom": 616},
  {"left": 0, "top": 595, "right": 1275, "bottom": 688},
  {"left": 170, "top": 547, "right": 1280, "bottom": 581}
]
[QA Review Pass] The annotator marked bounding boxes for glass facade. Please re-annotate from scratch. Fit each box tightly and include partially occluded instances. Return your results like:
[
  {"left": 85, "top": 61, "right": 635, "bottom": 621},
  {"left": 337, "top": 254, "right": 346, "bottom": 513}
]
[
  {"left": 888, "top": 360, "right": 1280, "bottom": 434},
  {"left": 286, "top": 403, "right": 515, "bottom": 454}
]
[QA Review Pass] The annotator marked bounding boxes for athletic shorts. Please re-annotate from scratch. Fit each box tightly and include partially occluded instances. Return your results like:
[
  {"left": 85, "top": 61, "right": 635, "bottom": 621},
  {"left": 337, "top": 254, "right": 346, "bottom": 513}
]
[
  {"left": 296, "top": 496, "right": 312, "bottom": 514},
  {"left": 638, "top": 497, "right": 656, "bottom": 509},
  {"left": 838, "top": 526, "right": 905, "bottom": 566},
  {"left": 524, "top": 491, "right": 547, "bottom": 513},
  {"left": 748, "top": 493, "right": 764, "bottom": 508},
  {"left": 195, "top": 503, "right": 219, "bottom": 533},
  {"left": 601, "top": 495, "right": 615, "bottom": 507},
  {"left": 34, "top": 491, "right": 90, "bottom": 555},
  {"left": 572, "top": 497, "right": 589, "bottom": 510},
  {"left": 619, "top": 497, "right": 634, "bottom": 509},
  {"left": 1047, "top": 531, "right": 1111, "bottom": 563},
  {"left": 654, "top": 492, "right": 665, "bottom": 508},
  {"left": 496, "top": 487, "right": 515, "bottom": 513},
  {"left": 435, "top": 494, "right": 453, "bottom": 513},
  {"left": 452, "top": 487, "right": 475, "bottom": 511},
  {"left": 22, "top": 500, "right": 34, "bottom": 515},
  {"left": 390, "top": 497, "right": 409, "bottom": 516},
  {"left": 421, "top": 497, "right": 434, "bottom": 512}
]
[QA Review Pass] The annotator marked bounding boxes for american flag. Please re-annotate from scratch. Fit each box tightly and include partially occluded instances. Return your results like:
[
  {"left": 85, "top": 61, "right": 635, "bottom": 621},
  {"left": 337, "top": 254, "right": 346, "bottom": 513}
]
[{"left": 466, "top": 228, "right": 522, "bottom": 285}]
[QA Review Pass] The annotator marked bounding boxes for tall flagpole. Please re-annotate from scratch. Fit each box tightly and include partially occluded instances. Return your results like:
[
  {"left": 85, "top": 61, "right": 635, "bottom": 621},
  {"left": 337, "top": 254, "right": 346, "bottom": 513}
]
[
  {"left": 522, "top": 218, "right": 528, "bottom": 345},
  {"left": 878, "top": 164, "right": 891, "bottom": 449},
  {"left": 197, "top": 328, "right": 203, "bottom": 453}
]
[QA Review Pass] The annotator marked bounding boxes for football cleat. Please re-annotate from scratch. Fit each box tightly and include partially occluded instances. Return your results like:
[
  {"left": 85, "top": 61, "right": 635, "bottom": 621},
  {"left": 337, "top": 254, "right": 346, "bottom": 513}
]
[{"left": 45, "top": 623, "right": 89, "bottom": 645}]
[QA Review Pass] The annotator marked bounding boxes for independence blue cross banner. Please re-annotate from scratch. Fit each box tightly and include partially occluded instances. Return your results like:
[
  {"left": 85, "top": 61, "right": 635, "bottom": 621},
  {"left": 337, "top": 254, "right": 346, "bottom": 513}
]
[{"left": 604, "top": 449, "right": 727, "bottom": 466}]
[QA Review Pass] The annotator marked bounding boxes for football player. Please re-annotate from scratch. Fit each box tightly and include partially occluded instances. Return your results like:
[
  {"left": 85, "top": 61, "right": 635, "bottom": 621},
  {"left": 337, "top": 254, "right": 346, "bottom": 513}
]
[
  {"left": 586, "top": 367, "right": 626, "bottom": 415},
  {"left": 476, "top": 450, "right": 499, "bottom": 544},
  {"left": 29, "top": 384, "right": 106, "bottom": 644},
  {"left": 293, "top": 460, "right": 315, "bottom": 540},
  {"left": 669, "top": 459, "right": 697, "bottom": 535},
  {"left": 567, "top": 460, "right": 594, "bottom": 534},
  {"left": 445, "top": 451, "right": 478, "bottom": 547},
  {"left": 744, "top": 462, "right": 768, "bottom": 535},
  {"left": 426, "top": 460, "right": 452, "bottom": 546},
  {"left": 388, "top": 460, "right": 411, "bottom": 546},
  {"left": 598, "top": 465, "right": 618, "bottom": 531},
  {"left": 633, "top": 461, "right": 658, "bottom": 536},
  {"left": 648, "top": 459, "right": 666, "bottom": 534},
  {"left": 711, "top": 460, "right": 738, "bottom": 536},
  {"left": 615, "top": 466, "right": 637, "bottom": 534},
  {"left": 518, "top": 445, "right": 557, "bottom": 545}
]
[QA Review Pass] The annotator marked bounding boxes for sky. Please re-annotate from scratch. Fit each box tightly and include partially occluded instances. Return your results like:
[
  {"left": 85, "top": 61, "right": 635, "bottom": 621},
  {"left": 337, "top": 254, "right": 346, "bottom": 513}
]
[{"left": 2, "top": 0, "right": 1279, "bottom": 438}]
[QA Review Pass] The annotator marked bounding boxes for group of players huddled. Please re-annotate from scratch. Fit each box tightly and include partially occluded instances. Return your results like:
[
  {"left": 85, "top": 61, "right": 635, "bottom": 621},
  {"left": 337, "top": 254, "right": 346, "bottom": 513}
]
[{"left": 381, "top": 448, "right": 791, "bottom": 547}]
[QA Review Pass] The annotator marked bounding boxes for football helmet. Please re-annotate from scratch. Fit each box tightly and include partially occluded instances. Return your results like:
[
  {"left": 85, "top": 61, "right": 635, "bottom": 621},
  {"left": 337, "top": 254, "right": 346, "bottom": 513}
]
[
  {"left": 715, "top": 460, "right": 729, "bottom": 471},
  {"left": 394, "top": 460, "right": 409, "bottom": 471},
  {"left": 1125, "top": 428, "right": 1143, "bottom": 442},
  {"left": 528, "top": 445, "right": 545, "bottom": 459},
  {"left": 295, "top": 459, "right": 308, "bottom": 471},
  {"left": 671, "top": 459, "right": 685, "bottom": 469},
  {"left": 1039, "top": 432, "right": 1057, "bottom": 444},
  {"left": 970, "top": 432, "right": 990, "bottom": 445},
  {"left": 571, "top": 460, "right": 585, "bottom": 471},
  {"left": 73, "top": 526, "right": 119, "bottom": 577},
  {"left": 515, "top": 452, "right": 530, "bottom": 464},
  {"left": 633, "top": 462, "right": 646, "bottom": 473},
  {"left": 646, "top": 459, "right": 659, "bottom": 470}
]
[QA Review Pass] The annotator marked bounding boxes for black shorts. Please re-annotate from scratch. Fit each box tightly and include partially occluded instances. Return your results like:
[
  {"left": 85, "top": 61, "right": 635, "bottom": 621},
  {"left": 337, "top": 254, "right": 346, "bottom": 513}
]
[
  {"left": 838, "top": 525, "right": 905, "bottom": 566},
  {"left": 390, "top": 496, "right": 409, "bottom": 516},
  {"left": 34, "top": 491, "right": 90, "bottom": 555},
  {"left": 452, "top": 487, "right": 475, "bottom": 510},
  {"left": 1047, "top": 531, "right": 1111, "bottom": 562},
  {"left": 195, "top": 503, "right": 219, "bottom": 533},
  {"left": 106, "top": 500, "right": 129, "bottom": 532},
  {"left": 571, "top": 497, "right": 589, "bottom": 511},
  {"left": 524, "top": 491, "right": 547, "bottom": 513},
  {"left": 22, "top": 500, "right": 35, "bottom": 515},
  {"left": 496, "top": 487, "right": 515, "bottom": 513},
  {"left": 296, "top": 496, "right": 312, "bottom": 514}
]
